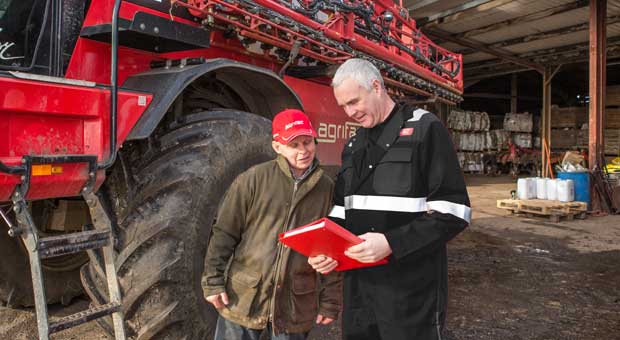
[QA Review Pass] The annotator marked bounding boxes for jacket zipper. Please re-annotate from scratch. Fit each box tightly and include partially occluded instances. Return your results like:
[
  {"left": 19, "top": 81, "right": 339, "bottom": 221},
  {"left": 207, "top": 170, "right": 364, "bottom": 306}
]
[{"left": 268, "top": 180, "right": 298, "bottom": 331}]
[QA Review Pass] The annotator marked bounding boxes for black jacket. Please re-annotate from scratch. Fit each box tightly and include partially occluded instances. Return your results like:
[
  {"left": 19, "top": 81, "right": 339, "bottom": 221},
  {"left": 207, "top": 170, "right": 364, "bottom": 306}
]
[{"left": 328, "top": 103, "right": 470, "bottom": 340}]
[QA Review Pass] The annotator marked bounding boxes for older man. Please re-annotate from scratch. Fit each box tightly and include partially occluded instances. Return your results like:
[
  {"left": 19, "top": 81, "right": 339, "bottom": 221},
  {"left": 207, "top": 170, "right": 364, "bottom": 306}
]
[
  {"left": 204, "top": 109, "right": 342, "bottom": 340},
  {"left": 309, "top": 58, "right": 471, "bottom": 340}
]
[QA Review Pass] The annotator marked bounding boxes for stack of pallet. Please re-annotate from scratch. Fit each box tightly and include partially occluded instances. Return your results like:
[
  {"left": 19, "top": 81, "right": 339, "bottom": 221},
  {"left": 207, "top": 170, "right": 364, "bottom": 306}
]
[
  {"left": 606, "top": 86, "right": 620, "bottom": 155},
  {"left": 497, "top": 199, "right": 587, "bottom": 222},
  {"left": 577, "top": 130, "right": 620, "bottom": 152},
  {"left": 550, "top": 106, "right": 586, "bottom": 150},
  {"left": 447, "top": 109, "right": 490, "bottom": 173},
  {"left": 573, "top": 86, "right": 620, "bottom": 154}
]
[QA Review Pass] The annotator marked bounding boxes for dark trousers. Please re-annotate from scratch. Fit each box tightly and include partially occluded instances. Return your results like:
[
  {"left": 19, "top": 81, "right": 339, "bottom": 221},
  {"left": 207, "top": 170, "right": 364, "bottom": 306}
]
[{"left": 214, "top": 316, "right": 309, "bottom": 340}]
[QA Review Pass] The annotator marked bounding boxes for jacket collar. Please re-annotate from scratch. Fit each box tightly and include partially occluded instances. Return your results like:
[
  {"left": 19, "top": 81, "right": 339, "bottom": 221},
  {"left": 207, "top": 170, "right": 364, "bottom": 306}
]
[
  {"left": 276, "top": 155, "right": 325, "bottom": 207},
  {"left": 350, "top": 103, "right": 408, "bottom": 152},
  {"left": 375, "top": 103, "right": 408, "bottom": 151},
  {"left": 276, "top": 155, "right": 322, "bottom": 182}
]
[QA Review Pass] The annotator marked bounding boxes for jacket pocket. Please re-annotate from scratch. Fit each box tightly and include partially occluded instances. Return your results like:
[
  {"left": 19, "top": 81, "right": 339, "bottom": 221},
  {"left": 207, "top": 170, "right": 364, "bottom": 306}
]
[
  {"left": 291, "top": 273, "right": 318, "bottom": 322},
  {"left": 373, "top": 148, "right": 412, "bottom": 195},
  {"left": 227, "top": 264, "right": 261, "bottom": 316}
]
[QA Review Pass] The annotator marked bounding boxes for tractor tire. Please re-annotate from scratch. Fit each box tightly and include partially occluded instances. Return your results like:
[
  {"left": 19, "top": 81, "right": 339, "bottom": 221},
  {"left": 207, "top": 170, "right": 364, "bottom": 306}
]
[
  {"left": 81, "top": 110, "right": 274, "bottom": 340},
  {"left": 0, "top": 226, "right": 84, "bottom": 307}
]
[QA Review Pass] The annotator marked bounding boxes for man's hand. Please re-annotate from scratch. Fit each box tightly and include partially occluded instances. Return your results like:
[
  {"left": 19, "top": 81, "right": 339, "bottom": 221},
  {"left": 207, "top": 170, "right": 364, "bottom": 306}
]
[
  {"left": 308, "top": 255, "right": 338, "bottom": 274},
  {"left": 205, "top": 292, "right": 229, "bottom": 309},
  {"left": 344, "top": 232, "right": 392, "bottom": 263},
  {"left": 316, "top": 314, "right": 334, "bottom": 325}
]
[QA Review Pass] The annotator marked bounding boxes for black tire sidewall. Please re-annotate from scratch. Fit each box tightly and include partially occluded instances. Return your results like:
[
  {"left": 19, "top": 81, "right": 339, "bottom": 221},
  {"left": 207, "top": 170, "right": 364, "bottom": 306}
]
[{"left": 88, "top": 110, "right": 275, "bottom": 339}]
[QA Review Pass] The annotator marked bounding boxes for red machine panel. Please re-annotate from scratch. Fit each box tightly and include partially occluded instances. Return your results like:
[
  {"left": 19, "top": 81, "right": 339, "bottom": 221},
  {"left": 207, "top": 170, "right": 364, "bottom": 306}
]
[{"left": 0, "top": 76, "right": 152, "bottom": 201}]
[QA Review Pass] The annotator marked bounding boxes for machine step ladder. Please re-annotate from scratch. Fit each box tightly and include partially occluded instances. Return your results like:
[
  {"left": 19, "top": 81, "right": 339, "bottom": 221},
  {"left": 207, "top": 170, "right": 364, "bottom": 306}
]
[{"left": 3, "top": 187, "right": 126, "bottom": 340}]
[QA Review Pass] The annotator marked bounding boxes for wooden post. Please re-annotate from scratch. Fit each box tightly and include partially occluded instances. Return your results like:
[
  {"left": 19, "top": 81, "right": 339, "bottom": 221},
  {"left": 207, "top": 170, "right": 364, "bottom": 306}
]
[
  {"left": 542, "top": 68, "right": 552, "bottom": 177},
  {"left": 511, "top": 73, "right": 518, "bottom": 113},
  {"left": 589, "top": 0, "right": 606, "bottom": 169}
]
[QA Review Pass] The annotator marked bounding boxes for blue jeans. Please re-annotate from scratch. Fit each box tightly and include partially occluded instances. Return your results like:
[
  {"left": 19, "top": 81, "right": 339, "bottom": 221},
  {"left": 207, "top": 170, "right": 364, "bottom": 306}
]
[{"left": 214, "top": 316, "right": 309, "bottom": 340}]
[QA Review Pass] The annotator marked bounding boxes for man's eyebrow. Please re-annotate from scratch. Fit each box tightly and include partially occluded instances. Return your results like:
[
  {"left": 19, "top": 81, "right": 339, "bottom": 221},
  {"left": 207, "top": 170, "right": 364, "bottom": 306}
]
[{"left": 346, "top": 97, "right": 359, "bottom": 105}]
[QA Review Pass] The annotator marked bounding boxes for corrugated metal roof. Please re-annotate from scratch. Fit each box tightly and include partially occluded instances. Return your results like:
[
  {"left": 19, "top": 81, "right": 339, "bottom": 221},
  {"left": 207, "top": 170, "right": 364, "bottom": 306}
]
[
  {"left": 405, "top": 0, "right": 620, "bottom": 77},
  {"left": 464, "top": 6, "right": 591, "bottom": 45},
  {"left": 434, "top": 0, "right": 575, "bottom": 35}
]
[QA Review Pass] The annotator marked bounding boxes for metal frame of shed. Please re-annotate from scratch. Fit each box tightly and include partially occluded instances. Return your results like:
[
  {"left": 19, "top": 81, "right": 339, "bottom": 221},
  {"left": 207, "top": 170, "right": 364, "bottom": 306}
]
[{"left": 404, "top": 0, "right": 616, "bottom": 172}]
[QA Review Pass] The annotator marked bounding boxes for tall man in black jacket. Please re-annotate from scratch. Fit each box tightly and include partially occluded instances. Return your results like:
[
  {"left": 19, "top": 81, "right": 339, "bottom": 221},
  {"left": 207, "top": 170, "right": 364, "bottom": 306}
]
[{"left": 309, "top": 58, "right": 471, "bottom": 340}]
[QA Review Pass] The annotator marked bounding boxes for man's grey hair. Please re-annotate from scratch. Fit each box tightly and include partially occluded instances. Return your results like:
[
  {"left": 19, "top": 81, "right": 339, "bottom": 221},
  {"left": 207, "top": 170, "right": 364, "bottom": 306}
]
[{"left": 331, "top": 58, "right": 384, "bottom": 91}]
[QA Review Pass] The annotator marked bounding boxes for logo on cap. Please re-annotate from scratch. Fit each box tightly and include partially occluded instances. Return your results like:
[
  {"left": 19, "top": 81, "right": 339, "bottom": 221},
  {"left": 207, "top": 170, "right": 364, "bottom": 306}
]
[
  {"left": 272, "top": 109, "right": 318, "bottom": 144},
  {"left": 285, "top": 120, "right": 305, "bottom": 130}
]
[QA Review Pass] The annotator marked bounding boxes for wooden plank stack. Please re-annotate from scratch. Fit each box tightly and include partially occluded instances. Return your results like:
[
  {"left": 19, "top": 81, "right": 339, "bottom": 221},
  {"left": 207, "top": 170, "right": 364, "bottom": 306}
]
[
  {"left": 608, "top": 85, "right": 620, "bottom": 107},
  {"left": 606, "top": 108, "right": 620, "bottom": 129},
  {"left": 549, "top": 99, "right": 620, "bottom": 154},
  {"left": 551, "top": 129, "right": 577, "bottom": 149},
  {"left": 551, "top": 106, "right": 587, "bottom": 129}
]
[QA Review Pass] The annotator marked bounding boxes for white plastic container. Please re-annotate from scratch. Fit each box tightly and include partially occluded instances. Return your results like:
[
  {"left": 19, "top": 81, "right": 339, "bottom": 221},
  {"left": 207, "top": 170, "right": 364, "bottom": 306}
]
[
  {"left": 557, "top": 179, "right": 575, "bottom": 202},
  {"left": 528, "top": 178, "right": 537, "bottom": 199},
  {"left": 546, "top": 179, "right": 558, "bottom": 201},
  {"left": 517, "top": 178, "right": 537, "bottom": 199},
  {"left": 517, "top": 178, "right": 528, "bottom": 199},
  {"left": 536, "top": 178, "right": 547, "bottom": 199}
]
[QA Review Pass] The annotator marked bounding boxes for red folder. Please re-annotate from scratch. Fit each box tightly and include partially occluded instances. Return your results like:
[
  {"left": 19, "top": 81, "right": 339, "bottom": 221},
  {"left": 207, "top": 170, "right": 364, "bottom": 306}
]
[{"left": 278, "top": 217, "right": 388, "bottom": 271}]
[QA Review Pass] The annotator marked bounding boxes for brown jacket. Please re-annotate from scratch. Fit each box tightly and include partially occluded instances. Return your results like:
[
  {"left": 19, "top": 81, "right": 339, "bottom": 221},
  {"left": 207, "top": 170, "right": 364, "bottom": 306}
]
[{"left": 202, "top": 155, "right": 342, "bottom": 334}]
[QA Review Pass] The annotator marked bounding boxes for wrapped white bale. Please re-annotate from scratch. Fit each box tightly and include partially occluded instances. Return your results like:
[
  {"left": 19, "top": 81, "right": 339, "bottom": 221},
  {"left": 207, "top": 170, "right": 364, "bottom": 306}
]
[
  {"left": 451, "top": 132, "right": 488, "bottom": 151},
  {"left": 504, "top": 112, "right": 533, "bottom": 132},
  {"left": 487, "top": 130, "right": 511, "bottom": 150},
  {"left": 456, "top": 152, "right": 484, "bottom": 172},
  {"left": 448, "top": 109, "right": 490, "bottom": 131},
  {"left": 485, "top": 132, "right": 494, "bottom": 151},
  {"left": 512, "top": 133, "right": 532, "bottom": 148}
]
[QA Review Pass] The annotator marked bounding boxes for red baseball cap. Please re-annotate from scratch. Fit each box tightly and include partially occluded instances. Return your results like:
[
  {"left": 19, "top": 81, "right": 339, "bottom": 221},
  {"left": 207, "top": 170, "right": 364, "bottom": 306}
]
[{"left": 272, "top": 109, "right": 317, "bottom": 144}]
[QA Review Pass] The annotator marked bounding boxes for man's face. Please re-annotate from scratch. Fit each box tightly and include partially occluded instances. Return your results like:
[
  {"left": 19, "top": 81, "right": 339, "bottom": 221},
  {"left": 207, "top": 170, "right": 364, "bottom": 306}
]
[
  {"left": 272, "top": 135, "right": 316, "bottom": 174},
  {"left": 333, "top": 77, "right": 383, "bottom": 128}
]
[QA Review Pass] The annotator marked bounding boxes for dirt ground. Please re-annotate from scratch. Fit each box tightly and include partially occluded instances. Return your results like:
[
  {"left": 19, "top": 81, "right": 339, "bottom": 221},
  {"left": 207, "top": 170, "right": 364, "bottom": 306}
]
[{"left": 1, "top": 174, "right": 619, "bottom": 340}]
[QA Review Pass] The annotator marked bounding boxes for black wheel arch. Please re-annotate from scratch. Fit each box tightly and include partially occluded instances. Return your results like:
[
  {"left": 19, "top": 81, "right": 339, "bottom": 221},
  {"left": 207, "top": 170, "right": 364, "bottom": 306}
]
[{"left": 123, "top": 58, "right": 303, "bottom": 141}]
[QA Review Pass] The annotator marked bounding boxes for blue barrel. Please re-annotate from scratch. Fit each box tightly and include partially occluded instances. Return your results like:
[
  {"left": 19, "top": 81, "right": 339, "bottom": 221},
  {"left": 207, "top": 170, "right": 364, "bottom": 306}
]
[{"left": 557, "top": 172, "right": 590, "bottom": 205}]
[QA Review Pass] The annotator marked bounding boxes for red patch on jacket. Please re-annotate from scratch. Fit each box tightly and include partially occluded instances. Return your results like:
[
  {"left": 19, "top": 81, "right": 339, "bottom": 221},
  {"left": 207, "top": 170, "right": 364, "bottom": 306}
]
[{"left": 399, "top": 127, "right": 414, "bottom": 136}]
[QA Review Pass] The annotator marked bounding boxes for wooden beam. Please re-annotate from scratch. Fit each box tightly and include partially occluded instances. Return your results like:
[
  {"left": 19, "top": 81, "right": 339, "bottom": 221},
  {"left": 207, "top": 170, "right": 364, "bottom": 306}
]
[
  {"left": 463, "top": 36, "right": 620, "bottom": 72},
  {"left": 589, "top": 0, "right": 606, "bottom": 170},
  {"left": 465, "top": 48, "right": 620, "bottom": 80},
  {"left": 464, "top": 92, "right": 538, "bottom": 101},
  {"left": 423, "top": 28, "right": 544, "bottom": 72},
  {"left": 465, "top": 67, "right": 532, "bottom": 81},
  {"left": 511, "top": 73, "right": 517, "bottom": 113},
  {"left": 458, "top": 15, "right": 620, "bottom": 55},
  {"left": 536, "top": 46, "right": 620, "bottom": 66},
  {"left": 545, "top": 65, "right": 562, "bottom": 87},
  {"left": 497, "top": 16, "right": 619, "bottom": 49},
  {"left": 465, "top": 59, "right": 511, "bottom": 71},
  {"left": 455, "top": 0, "right": 589, "bottom": 39},
  {"left": 526, "top": 36, "right": 620, "bottom": 59},
  {"left": 420, "top": 0, "right": 512, "bottom": 27},
  {"left": 408, "top": 0, "right": 440, "bottom": 11},
  {"left": 542, "top": 68, "right": 552, "bottom": 178},
  {"left": 464, "top": 79, "right": 481, "bottom": 89}
]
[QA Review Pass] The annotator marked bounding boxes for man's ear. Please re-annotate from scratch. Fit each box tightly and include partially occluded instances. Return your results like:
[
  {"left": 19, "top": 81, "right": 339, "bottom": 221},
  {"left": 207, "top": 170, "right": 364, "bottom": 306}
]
[
  {"left": 272, "top": 140, "right": 282, "bottom": 154},
  {"left": 372, "top": 79, "right": 382, "bottom": 94}
]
